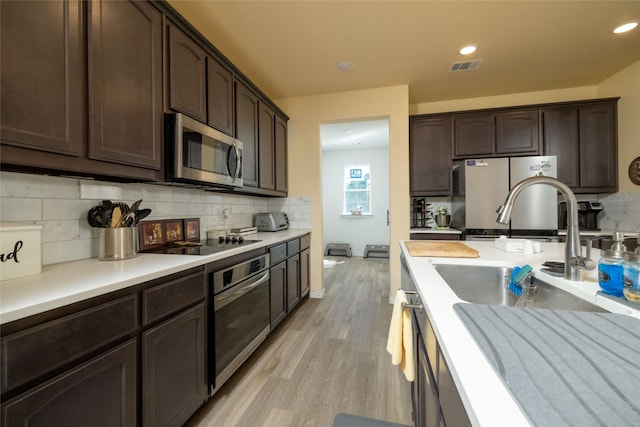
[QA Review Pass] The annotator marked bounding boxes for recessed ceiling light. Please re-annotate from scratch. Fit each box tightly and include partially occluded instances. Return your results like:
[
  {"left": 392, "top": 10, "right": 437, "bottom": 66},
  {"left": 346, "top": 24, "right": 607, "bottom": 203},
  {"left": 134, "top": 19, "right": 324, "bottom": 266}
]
[
  {"left": 459, "top": 45, "right": 477, "bottom": 55},
  {"left": 613, "top": 21, "right": 638, "bottom": 34},
  {"left": 336, "top": 61, "right": 354, "bottom": 71}
]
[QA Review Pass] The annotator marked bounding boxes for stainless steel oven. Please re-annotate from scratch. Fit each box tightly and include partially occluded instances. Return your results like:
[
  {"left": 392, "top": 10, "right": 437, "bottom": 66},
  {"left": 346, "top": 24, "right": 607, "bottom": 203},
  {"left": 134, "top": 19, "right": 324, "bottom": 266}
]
[
  {"left": 209, "top": 252, "right": 270, "bottom": 395},
  {"left": 165, "top": 112, "right": 243, "bottom": 188}
]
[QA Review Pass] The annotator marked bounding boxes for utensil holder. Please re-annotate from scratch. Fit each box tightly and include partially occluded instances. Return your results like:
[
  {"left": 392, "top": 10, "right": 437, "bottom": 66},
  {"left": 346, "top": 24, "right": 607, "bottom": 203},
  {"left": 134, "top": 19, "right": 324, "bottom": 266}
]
[{"left": 99, "top": 227, "right": 138, "bottom": 261}]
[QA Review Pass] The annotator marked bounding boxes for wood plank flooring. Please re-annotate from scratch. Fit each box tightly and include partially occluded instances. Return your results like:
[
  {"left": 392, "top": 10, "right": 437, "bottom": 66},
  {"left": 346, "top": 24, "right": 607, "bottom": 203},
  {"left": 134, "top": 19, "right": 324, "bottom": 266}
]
[{"left": 186, "top": 256, "right": 413, "bottom": 427}]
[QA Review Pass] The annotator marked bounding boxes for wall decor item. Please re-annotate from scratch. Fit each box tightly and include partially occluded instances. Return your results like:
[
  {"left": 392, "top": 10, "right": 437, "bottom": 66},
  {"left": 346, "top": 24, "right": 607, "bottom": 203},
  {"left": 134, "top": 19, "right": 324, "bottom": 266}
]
[
  {"left": 139, "top": 221, "right": 165, "bottom": 251},
  {"left": 629, "top": 156, "right": 640, "bottom": 185},
  {"left": 164, "top": 219, "right": 183, "bottom": 243},
  {"left": 184, "top": 218, "right": 200, "bottom": 241}
]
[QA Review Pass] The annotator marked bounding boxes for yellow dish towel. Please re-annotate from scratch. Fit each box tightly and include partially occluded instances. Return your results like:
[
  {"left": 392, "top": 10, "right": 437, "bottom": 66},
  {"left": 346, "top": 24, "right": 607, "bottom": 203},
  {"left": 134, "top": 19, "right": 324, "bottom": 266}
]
[{"left": 386, "top": 289, "right": 415, "bottom": 382}]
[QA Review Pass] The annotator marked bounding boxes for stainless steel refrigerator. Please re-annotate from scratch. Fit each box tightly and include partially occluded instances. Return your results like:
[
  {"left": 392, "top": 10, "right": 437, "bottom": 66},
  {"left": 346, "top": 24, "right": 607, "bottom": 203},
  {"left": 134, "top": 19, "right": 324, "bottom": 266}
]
[{"left": 451, "top": 156, "right": 558, "bottom": 239}]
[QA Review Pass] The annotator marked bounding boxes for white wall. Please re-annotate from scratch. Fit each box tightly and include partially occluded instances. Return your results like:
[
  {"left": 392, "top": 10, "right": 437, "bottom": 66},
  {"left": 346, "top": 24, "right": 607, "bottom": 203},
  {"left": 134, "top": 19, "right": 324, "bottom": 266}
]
[
  {"left": 322, "top": 147, "right": 389, "bottom": 256},
  {"left": 276, "top": 85, "right": 409, "bottom": 298}
]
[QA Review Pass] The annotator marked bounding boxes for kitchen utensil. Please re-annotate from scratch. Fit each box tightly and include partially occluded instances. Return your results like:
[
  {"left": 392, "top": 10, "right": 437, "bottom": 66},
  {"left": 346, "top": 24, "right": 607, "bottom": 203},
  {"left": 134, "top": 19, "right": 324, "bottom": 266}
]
[
  {"left": 118, "top": 211, "right": 137, "bottom": 227},
  {"left": 87, "top": 207, "right": 104, "bottom": 227},
  {"left": 405, "top": 241, "right": 480, "bottom": 258},
  {"left": 130, "top": 199, "right": 143, "bottom": 213},
  {"left": 111, "top": 207, "right": 122, "bottom": 228},
  {"left": 134, "top": 208, "right": 151, "bottom": 225}
]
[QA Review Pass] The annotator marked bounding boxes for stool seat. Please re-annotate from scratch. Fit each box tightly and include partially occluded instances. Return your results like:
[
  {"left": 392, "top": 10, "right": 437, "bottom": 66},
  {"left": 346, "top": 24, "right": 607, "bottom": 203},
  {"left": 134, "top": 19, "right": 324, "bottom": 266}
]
[
  {"left": 364, "top": 244, "right": 389, "bottom": 258},
  {"left": 325, "top": 243, "right": 352, "bottom": 257}
]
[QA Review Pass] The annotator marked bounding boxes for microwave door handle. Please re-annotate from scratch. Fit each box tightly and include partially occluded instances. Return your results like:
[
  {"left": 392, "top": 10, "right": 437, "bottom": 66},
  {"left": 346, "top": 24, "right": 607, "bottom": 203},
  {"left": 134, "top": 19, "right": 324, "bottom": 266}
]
[{"left": 231, "top": 141, "right": 241, "bottom": 182}]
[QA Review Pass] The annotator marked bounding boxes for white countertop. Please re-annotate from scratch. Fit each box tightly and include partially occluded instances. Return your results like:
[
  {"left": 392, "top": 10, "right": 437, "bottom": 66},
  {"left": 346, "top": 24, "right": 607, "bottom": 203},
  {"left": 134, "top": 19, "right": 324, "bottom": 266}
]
[
  {"left": 400, "top": 240, "right": 640, "bottom": 427},
  {"left": 0, "top": 229, "right": 310, "bottom": 324},
  {"left": 410, "top": 228, "right": 462, "bottom": 234}
]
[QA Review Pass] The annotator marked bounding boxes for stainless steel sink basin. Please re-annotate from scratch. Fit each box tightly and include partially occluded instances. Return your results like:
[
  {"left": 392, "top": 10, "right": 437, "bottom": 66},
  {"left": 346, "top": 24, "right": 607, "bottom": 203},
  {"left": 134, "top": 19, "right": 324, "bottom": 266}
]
[{"left": 433, "top": 264, "right": 607, "bottom": 312}]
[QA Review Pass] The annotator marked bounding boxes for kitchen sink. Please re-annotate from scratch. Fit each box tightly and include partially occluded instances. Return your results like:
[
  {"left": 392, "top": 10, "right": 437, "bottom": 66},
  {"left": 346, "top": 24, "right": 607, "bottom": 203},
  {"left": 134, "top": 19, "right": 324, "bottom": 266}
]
[{"left": 433, "top": 264, "right": 607, "bottom": 312}]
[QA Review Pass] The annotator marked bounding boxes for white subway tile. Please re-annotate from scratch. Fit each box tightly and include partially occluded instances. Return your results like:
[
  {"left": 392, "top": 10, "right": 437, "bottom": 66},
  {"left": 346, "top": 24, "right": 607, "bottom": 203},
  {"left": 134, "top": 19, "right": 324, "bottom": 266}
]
[{"left": 1, "top": 198, "right": 42, "bottom": 221}]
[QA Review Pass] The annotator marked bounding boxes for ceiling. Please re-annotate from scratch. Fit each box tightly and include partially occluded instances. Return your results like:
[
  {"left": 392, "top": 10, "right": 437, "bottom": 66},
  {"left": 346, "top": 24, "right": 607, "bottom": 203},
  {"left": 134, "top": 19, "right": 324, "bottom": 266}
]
[
  {"left": 168, "top": 0, "right": 640, "bottom": 105},
  {"left": 166, "top": 0, "right": 640, "bottom": 150}
]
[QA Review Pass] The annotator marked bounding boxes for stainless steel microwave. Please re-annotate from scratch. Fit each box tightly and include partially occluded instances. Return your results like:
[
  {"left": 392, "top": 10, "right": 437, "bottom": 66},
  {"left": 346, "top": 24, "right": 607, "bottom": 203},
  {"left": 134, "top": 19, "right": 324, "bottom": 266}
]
[{"left": 165, "top": 113, "right": 243, "bottom": 188}]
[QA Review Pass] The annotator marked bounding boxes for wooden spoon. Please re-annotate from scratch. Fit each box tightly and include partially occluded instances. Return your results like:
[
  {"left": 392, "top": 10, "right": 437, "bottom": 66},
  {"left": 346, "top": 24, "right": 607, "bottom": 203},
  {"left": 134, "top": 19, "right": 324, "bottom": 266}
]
[{"left": 111, "top": 207, "right": 122, "bottom": 228}]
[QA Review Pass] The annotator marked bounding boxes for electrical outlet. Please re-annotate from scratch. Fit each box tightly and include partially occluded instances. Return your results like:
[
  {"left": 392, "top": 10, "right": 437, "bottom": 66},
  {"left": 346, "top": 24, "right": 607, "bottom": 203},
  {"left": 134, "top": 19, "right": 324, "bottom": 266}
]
[{"left": 222, "top": 209, "right": 230, "bottom": 220}]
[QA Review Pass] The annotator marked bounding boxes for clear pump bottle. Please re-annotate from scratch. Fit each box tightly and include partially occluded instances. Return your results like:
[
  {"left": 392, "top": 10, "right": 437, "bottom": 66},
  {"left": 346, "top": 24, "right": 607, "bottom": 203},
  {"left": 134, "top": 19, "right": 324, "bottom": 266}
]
[{"left": 598, "top": 232, "right": 627, "bottom": 297}]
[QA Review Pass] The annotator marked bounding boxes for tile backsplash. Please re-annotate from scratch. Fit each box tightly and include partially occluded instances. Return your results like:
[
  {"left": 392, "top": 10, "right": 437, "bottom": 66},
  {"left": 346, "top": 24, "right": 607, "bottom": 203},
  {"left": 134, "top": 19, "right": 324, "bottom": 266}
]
[
  {"left": 598, "top": 191, "right": 640, "bottom": 233},
  {"left": 0, "top": 171, "right": 311, "bottom": 265}
]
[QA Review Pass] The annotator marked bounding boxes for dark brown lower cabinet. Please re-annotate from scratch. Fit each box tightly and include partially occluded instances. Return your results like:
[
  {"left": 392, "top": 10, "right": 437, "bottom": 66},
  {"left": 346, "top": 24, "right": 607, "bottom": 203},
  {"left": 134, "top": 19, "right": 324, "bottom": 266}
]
[
  {"left": 412, "top": 315, "right": 440, "bottom": 427},
  {"left": 270, "top": 260, "right": 287, "bottom": 329},
  {"left": 1, "top": 339, "right": 137, "bottom": 427},
  {"left": 300, "top": 247, "right": 310, "bottom": 298},
  {"left": 142, "top": 302, "right": 207, "bottom": 427},
  {"left": 286, "top": 254, "right": 301, "bottom": 311}
]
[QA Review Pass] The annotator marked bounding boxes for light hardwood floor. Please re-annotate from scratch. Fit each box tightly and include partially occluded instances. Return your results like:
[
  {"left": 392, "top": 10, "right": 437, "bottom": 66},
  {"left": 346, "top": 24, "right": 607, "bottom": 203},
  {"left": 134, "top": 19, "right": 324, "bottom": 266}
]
[{"left": 186, "top": 256, "right": 413, "bottom": 427}]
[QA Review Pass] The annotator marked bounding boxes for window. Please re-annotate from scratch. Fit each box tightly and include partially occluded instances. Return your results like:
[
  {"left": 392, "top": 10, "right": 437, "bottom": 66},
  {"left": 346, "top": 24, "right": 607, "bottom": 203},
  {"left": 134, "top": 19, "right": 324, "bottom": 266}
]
[{"left": 343, "top": 164, "right": 371, "bottom": 214}]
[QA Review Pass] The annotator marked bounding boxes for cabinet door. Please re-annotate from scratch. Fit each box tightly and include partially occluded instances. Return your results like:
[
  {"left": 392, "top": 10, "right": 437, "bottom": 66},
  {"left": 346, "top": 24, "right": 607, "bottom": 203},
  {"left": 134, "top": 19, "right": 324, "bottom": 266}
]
[
  {"left": 207, "top": 57, "right": 234, "bottom": 135},
  {"left": 287, "top": 255, "right": 301, "bottom": 311},
  {"left": 235, "top": 80, "right": 259, "bottom": 187},
  {"left": 142, "top": 303, "right": 207, "bottom": 427},
  {"left": 270, "top": 261, "right": 287, "bottom": 329},
  {"left": 168, "top": 23, "right": 207, "bottom": 123},
  {"left": 2, "top": 340, "right": 137, "bottom": 427},
  {"left": 542, "top": 107, "right": 580, "bottom": 188},
  {"left": 438, "top": 348, "right": 471, "bottom": 427},
  {"left": 88, "top": 0, "right": 162, "bottom": 170},
  {"left": 0, "top": 0, "right": 85, "bottom": 156},
  {"left": 579, "top": 103, "right": 618, "bottom": 193},
  {"left": 300, "top": 248, "right": 310, "bottom": 298},
  {"left": 453, "top": 113, "right": 495, "bottom": 158},
  {"left": 258, "top": 102, "right": 276, "bottom": 190},
  {"left": 275, "top": 114, "right": 289, "bottom": 194},
  {"left": 409, "top": 116, "right": 452, "bottom": 196},
  {"left": 495, "top": 109, "right": 540, "bottom": 155}
]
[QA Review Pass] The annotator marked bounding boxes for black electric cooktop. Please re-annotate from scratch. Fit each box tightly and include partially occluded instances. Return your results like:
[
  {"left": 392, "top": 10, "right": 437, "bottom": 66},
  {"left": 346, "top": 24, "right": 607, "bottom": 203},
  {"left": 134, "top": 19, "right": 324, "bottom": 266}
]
[{"left": 143, "top": 237, "right": 262, "bottom": 256}]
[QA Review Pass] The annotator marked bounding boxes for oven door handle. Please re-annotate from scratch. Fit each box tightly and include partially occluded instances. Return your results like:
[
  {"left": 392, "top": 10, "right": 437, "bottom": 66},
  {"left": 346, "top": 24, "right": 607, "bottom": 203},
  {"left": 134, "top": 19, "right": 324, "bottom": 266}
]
[{"left": 215, "top": 271, "right": 270, "bottom": 311}]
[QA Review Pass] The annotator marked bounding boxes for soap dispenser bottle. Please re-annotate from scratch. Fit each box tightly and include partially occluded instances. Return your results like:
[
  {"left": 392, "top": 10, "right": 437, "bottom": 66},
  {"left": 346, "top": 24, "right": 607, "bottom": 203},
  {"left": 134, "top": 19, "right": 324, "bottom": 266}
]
[
  {"left": 623, "top": 238, "right": 640, "bottom": 303},
  {"left": 598, "top": 232, "right": 627, "bottom": 297}
]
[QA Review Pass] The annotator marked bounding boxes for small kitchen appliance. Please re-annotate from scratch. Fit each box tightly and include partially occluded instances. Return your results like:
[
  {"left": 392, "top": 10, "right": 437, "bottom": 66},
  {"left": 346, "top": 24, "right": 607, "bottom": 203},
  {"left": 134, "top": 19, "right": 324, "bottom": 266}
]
[
  {"left": 254, "top": 212, "right": 289, "bottom": 231},
  {"left": 558, "top": 201, "right": 603, "bottom": 231},
  {"left": 165, "top": 113, "right": 243, "bottom": 189}
]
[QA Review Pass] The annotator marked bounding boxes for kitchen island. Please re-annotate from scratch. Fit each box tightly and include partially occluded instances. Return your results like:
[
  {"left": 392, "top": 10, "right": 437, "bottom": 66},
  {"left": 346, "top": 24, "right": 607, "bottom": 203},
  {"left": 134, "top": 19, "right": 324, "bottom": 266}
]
[{"left": 400, "top": 240, "right": 640, "bottom": 427}]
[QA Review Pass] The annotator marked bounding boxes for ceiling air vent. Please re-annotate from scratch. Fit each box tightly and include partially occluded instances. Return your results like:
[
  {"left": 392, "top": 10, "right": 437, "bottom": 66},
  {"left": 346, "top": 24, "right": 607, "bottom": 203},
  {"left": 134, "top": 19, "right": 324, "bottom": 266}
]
[{"left": 449, "top": 59, "right": 483, "bottom": 72}]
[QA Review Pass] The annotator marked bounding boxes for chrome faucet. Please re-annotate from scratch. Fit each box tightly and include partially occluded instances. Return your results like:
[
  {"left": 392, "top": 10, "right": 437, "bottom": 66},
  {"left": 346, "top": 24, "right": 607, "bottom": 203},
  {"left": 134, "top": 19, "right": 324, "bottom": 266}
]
[{"left": 496, "top": 175, "right": 595, "bottom": 281}]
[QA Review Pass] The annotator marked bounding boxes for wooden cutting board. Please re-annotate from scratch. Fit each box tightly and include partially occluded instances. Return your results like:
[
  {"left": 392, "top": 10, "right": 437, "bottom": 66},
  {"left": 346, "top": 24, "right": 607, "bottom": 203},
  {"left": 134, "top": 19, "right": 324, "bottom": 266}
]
[{"left": 405, "top": 241, "right": 479, "bottom": 258}]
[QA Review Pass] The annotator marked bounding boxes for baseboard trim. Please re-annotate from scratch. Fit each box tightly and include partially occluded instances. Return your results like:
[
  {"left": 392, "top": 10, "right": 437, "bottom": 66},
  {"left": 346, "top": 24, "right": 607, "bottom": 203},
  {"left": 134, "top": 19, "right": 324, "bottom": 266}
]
[{"left": 309, "top": 289, "right": 325, "bottom": 299}]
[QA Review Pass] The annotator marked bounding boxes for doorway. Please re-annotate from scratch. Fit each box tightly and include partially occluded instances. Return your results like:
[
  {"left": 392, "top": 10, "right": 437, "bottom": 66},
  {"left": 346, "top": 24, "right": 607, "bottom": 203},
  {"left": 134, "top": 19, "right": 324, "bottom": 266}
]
[{"left": 320, "top": 118, "right": 390, "bottom": 257}]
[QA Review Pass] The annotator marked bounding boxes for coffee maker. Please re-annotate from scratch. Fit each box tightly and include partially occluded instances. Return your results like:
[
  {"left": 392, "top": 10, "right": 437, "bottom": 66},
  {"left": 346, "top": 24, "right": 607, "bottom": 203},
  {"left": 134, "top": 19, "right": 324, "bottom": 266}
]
[{"left": 558, "top": 201, "right": 604, "bottom": 230}]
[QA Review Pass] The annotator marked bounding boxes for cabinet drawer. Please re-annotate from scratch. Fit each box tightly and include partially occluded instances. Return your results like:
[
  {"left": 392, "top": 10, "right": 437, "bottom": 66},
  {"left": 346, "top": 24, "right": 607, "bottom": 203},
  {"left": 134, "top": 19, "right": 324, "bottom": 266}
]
[
  {"left": 287, "top": 239, "right": 300, "bottom": 256},
  {"left": 270, "top": 243, "right": 287, "bottom": 265},
  {"left": 143, "top": 270, "right": 206, "bottom": 326},
  {"left": 1, "top": 294, "right": 138, "bottom": 394},
  {"left": 300, "top": 234, "right": 311, "bottom": 250}
]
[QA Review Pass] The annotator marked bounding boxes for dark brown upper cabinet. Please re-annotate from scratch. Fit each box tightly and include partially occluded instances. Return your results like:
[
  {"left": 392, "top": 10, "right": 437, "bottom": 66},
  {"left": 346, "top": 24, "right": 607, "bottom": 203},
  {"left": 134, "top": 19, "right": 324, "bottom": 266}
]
[
  {"left": 88, "top": 0, "right": 163, "bottom": 170},
  {"left": 275, "top": 114, "right": 289, "bottom": 194},
  {"left": 495, "top": 109, "right": 540, "bottom": 155},
  {"left": 453, "top": 113, "right": 495, "bottom": 158},
  {"left": 167, "top": 22, "right": 235, "bottom": 136},
  {"left": 258, "top": 102, "right": 276, "bottom": 191},
  {"left": 207, "top": 57, "right": 234, "bottom": 135},
  {"left": 0, "top": 0, "right": 85, "bottom": 157},
  {"left": 542, "top": 99, "right": 618, "bottom": 193},
  {"left": 235, "top": 80, "right": 260, "bottom": 188},
  {"left": 1, "top": 0, "right": 163, "bottom": 181},
  {"left": 453, "top": 109, "right": 540, "bottom": 158},
  {"left": 410, "top": 115, "right": 453, "bottom": 196},
  {"left": 167, "top": 23, "right": 207, "bottom": 123}
]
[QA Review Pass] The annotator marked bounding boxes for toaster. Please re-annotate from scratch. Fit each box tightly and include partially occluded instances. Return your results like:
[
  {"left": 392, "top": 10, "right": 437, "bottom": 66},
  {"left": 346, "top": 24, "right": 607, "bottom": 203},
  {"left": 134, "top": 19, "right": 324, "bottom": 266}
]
[{"left": 254, "top": 212, "right": 289, "bottom": 232}]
